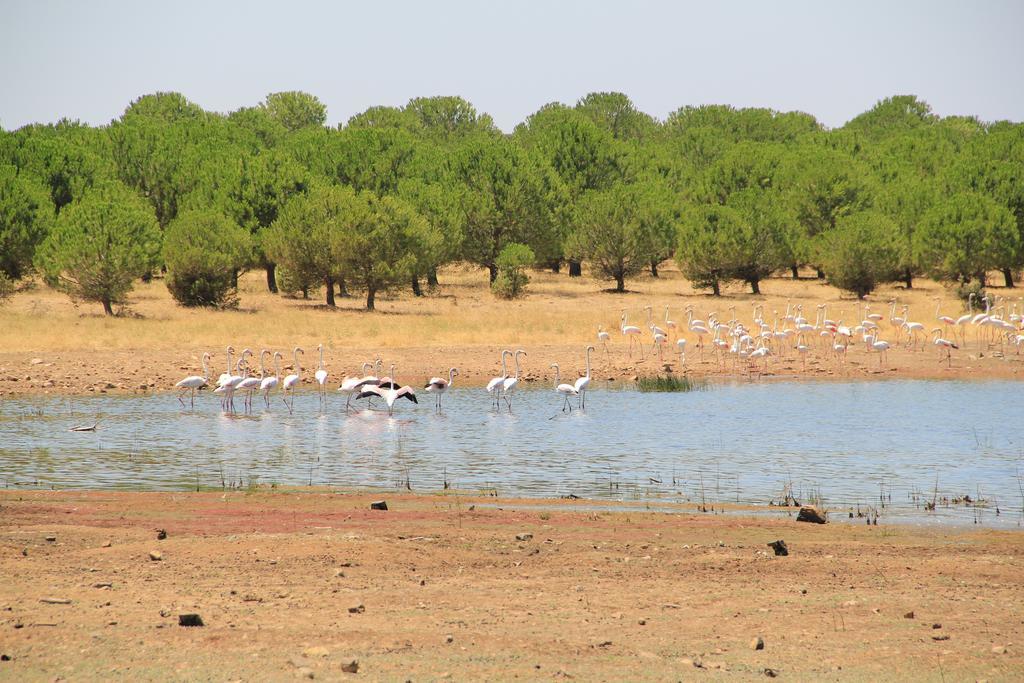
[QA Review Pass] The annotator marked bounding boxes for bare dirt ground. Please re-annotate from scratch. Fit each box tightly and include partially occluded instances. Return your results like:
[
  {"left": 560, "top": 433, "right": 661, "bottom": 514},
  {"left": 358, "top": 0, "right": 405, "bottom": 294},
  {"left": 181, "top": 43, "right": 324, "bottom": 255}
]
[
  {"left": 1, "top": 265, "right": 1021, "bottom": 397},
  {"left": 0, "top": 490, "right": 1022, "bottom": 681}
]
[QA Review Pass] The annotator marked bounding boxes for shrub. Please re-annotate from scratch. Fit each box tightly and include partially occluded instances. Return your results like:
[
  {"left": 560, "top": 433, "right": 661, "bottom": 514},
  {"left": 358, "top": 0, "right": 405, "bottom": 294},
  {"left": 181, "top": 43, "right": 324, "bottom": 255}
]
[
  {"left": 954, "top": 280, "right": 986, "bottom": 307},
  {"left": 164, "top": 209, "right": 251, "bottom": 308},
  {"left": 491, "top": 243, "right": 534, "bottom": 299},
  {"left": 817, "top": 212, "right": 901, "bottom": 299},
  {"left": 0, "top": 271, "right": 14, "bottom": 303}
]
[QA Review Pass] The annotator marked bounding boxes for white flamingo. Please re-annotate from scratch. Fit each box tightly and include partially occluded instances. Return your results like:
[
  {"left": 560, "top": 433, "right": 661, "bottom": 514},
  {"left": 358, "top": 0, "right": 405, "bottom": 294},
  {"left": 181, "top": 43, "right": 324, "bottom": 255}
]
[
  {"left": 597, "top": 326, "right": 611, "bottom": 357},
  {"left": 486, "top": 350, "right": 512, "bottom": 408},
  {"left": 314, "top": 343, "right": 329, "bottom": 408},
  {"left": 664, "top": 306, "right": 678, "bottom": 339},
  {"left": 214, "top": 356, "right": 245, "bottom": 413},
  {"left": 337, "top": 362, "right": 373, "bottom": 413},
  {"left": 216, "top": 345, "right": 235, "bottom": 389},
  {"left": 869, "top": 332, "right": 890, "bottom": 366},
  {"left": 260, "top": 351, "right": 282, "bottom": 409},
  {"left": 175, "top": 352, "right": 211, "bottom": 408},
  {"left": 501, "top": 349, "right": 526, "bottom": 411},
  {"left": 550, "top": 363, "right": 579, "bottom": 412},
  {"left": 932, "top": 328, "right": 958, "bottom": 367},
  {"left": 424, "top": 368, "right": 458, "bottom": 413},
  {"left": 676, "top": 338, "right": 687, "bottom": 368},
  {"left": 235, "top": 349, "right": 262, "bottom": 413},
  {"left": 357, "top": 364, "right": 417, "bottom": 416},
  {"left": 955, "top": 294, "right": 975, "bottom": 346},
  {"left": 574, "top": 345, "right": 593, "bottom": 409},
  {"left": 687, "top": 308, "right": 710, "bottom": 360},
  {"left": 282, "top": 346, "right": 303, "bottom": 414},
  {"left": 620, "top": 311, "right": 645, "bottom": 359}
]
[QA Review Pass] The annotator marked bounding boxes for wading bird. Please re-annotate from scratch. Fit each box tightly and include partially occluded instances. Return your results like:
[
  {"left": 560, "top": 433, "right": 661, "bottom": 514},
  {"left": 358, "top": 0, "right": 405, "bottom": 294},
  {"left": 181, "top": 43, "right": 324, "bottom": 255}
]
[
  {"left": 932, "top": 328, "right": 958, "bottom": 367},
  {"left": 260, "top": 351, "right": 282, "bottom": 409},
  {"left": 550, "top": 363, "right": 579, "bottom": 412},
  {"left": 358, "top": 364, "right": 418, "bottom": 415},
  {"left": 282, "top": 346, "right": 303, "bottom": 414},
  {"left": 337, "top": 362, "right": 373, "bottom": 413},
  {"left": 501, "top": 349, "right": 527, "bottom": 411},
  {"left": 314, "top": 343, "right": 329, "bottom": 408},
  {"left": 424, "top": 368, "right": 458, "bottom": 413},
  {"left": 620, "top": 311, "right": 645, "bottom": 359},
  {"left": 486, "top": 350, "right": 511, "bottom": 408},
  {"left": 574, "top": 345, "right": 594, "bottom": 410},
  {"left": 175, "top": 352, "right": 211, "bottom": 408}
]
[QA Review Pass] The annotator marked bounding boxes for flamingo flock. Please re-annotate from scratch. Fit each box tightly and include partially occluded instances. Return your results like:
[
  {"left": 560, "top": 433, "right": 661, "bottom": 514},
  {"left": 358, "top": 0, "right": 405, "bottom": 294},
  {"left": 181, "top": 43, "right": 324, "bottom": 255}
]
[{"left": 175, "top": 295, "right": 1024, "bottom": 414}]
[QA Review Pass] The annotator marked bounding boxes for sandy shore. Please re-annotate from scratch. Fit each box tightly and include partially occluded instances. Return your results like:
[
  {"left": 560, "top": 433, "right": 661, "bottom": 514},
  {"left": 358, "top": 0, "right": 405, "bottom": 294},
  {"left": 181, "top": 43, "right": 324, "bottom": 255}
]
[
  {"left": 2, "top": 266, "right": 1022, "bottom": 397},
  {"left": 1, "top": 489, "right": 1021, "bottom": 681}
]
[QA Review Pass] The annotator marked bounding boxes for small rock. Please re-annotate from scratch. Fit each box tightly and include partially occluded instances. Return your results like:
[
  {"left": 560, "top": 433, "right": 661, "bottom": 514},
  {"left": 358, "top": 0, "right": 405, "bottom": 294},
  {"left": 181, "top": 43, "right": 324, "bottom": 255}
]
[
  {"left": 751, "top": 636, "right": 765, "bottom": 651},
  {"left": 149, "top": 551, "right": 163, "bottom": 561},
  {"left": 445, "top": 634, "right": 454, "bottom": 644},
  {"left": 763, "top": 668, "right": 778, "bottom": 678},
  {"left": 515, "top": 533, "right": 533, "bottom": 542},
  {"left": 178, "top": 614, "right": 204, "bottom": 627},
  {"left": 796, "top": 506, "right": 827, "bottom": 524},
  {"left": 638, "top": 619, "right": 646, "bottom": 625},
  {"left": 767, "top": 540, "right": 788, "bottom": 556},
  {"left": 101, "top": 541, "right": 112, "bottom": 548},
  {"left": 370, "top": 500, "right": 388, "bottom": 510},
  {"left": 334, "top": 570, "right": 346, "bottom": 578},
  {"left": 593, "top": 640, "right": 612, "bottom": 648},
  {"left": 1, "top": 654, "right": 10, "bottom": 661},
  {"left": 296, "top": 667, "right": 315, "bottom": 679},
  {"left": 92, "top": 582, "right": 113, "bottom": 589},
  {"left": 904, "top": 611, "right": 915, "bottom": 619},
  {"left": 348, "top": 603, "right": 365, "bottom": 614},
  {"left": 992, "top": 645, "right": 1007, "bottom": 654},
  {"left": 679, "top": 657, "right": 701, "bottom": 668},
  {"left": 932, "top": 623, "right": 942, "bottom": 629},
  {"left": 40, "top": 597, "right": 71, "bottom": 605},
  {"left": 303, "top": 646, "right": 329, "bottom": 658},
  {"left": 156, "top": 529, "right": 167, "bottom": 540},
  {"left": 341, "top": 659, "right": 359, "bottom": 674},
  {"left": 932, "top": 634, "right": 950, "bottom": 641},
  {"left": 44, "top": 535, "right": 56, "bottom": 542}
]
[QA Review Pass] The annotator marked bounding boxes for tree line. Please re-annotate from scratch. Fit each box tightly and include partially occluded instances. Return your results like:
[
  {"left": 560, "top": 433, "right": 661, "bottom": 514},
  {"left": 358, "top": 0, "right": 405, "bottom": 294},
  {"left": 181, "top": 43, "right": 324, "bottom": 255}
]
[{"left": 1, "top": 91, "right": 1021, "bottom": 313}]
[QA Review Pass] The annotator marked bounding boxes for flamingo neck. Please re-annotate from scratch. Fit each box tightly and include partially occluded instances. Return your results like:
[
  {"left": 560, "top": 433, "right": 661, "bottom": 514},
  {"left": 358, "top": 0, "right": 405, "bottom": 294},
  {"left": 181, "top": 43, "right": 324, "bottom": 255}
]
[
  {"left": 201, "top": 356, "right": 209, "bottom": 381},
  {"left": 585, "top": 348, "right": 592, "bottom": 377}
]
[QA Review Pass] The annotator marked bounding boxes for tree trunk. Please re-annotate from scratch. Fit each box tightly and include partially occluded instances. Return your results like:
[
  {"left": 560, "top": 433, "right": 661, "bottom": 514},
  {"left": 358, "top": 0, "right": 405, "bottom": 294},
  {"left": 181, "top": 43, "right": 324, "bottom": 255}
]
[
  {"left": 427, "top": 267, "right": 439, "bottom": 288},
  {"left": 301, "top": 286, "right": 309, "bottom": 300},
  {"left": 488, "top": 263, "right": 498, "bottom": 284},
  {"left": 902, "top": 268, "right": 913, "bottom": 289},
  {"left": 550, "top": 259, "right": 561, "bottom": 274},
  {"left": 325, "top": 276, "right": 336, "bottom": 307},
  {"left": 749, "top": 278, "right": 760, "bottom": 295},
  {"left": 815, "top": 267, "right": 825, "bottom": 279},
  {"left": 650, "top": 260, "right": 659, "bottom": 277},
  {"left": 102, "top": 298, "right": 114, "bottom": 316},
  {"left": 265, "top": 263, "right": 278, "bottom": 293},
  {"left": 615, "top": 274, "right": 625, "bottom": 292},
  {"left": 568, "top": 260, "right": 582, "bottom": 277},
  {"left": 366, "top": 287, "right": 376, "bottom": 311},
  {"left": 790, "top": 264, "right": 800, "bottom": 280},
  {"left": 231, "top": 270, "right": 239, "bottom": 288},
  {"left": 338, "top": 276, "right": 350, "bottom": 297},
  {"left": 412, "top": 274, "right": 423, "bottom": 297},
  {"left": 711, "top": 280, "right": 721, "bottom": 296},
  {"left": 978, "top": 272, "right": 987, "bottom": 287},
  {"left": 1002, "top": 268, "right": 1015, "bottom": 288}
]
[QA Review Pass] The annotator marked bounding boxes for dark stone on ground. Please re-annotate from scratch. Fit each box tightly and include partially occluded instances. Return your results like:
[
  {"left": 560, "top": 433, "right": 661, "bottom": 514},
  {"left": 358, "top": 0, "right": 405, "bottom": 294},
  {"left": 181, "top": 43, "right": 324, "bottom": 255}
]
[
  {"left": 767, "top": 540, "right": 788, "bottom": 556},
  {"left": 796, "top": 506, "right": 827, "bottom": 524},
  {"left": 370, "top": 501, "right": 388, "bottom": 511},
  {"left": 178, "top": 614, "right": 204, "bottom": 627}
]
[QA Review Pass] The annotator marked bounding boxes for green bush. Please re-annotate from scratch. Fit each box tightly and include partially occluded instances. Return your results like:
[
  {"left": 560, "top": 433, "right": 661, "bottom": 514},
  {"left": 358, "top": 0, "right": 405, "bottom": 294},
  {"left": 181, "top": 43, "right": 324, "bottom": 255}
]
[
  {"left": 491, "top": 242, "right": 534, "bottom": 299},
  {"left": 164, "top": 209, "right": 251, "bottom": 308},
  {"left": 817, "top": 212, "right": 901, "bottom": 299},
  {"left": 954, "top": 280, "right": 986, "bottom": 307}
]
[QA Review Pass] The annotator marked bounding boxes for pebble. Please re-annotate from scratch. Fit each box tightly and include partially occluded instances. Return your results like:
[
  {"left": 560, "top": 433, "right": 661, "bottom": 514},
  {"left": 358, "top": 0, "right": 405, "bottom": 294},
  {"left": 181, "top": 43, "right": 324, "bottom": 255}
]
[
  {"left": 341, "top": 660, "right": 359, "bottom": 674},
  {"left": 40, "top": 597, "right": 72, "bottom": 605},
  {"left": 149, "top": 551, "right": 163, "bottom": 561},
  {"left": 101, "top": 541, "right": 112, "bottom": 548},
  {"left": 296, "top": 667, "right": 315, "bottom": 679},
  {"left": 303, "top": 646, "right": 329, "bottom": 658},
  {"left": 515, "top": 533, "right": 533, "bottom": 542},
  {"left": 44, "top": 535, "right": 56, "bottom": 542},
  {"left": 178, "top": 614, "right": 204, "bottom": 627},
  {"left": 992, "top": 645, "right": 1007, "bottom": 654},
  {"left": 348, "top": 603, "right": 365, "bottom": 614},
  {"left": 369, "top": 500, "right": 388, "bottom": 510},
  {"left": 904, "top": 611, "right": 915, "bottom": 619},
  {"left": 445, "top": 634, "right": 454, "bottom": 644},
  {"left": 751, "top": 636, "right": 765, "bottom": 651}
]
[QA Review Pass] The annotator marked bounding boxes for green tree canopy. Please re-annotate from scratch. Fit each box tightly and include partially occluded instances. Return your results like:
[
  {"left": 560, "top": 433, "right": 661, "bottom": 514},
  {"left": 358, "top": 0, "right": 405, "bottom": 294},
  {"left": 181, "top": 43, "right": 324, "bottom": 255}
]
[
  {"left": 163, "top": 209, "right": 252, "bottom": 307},
  {"left": 34, "top": 183, "right": 160, "bottom": 314},
  {"left": 261, "top": 91, "right": 327, "bottom": 132},
  {"left": 817, "top": 211, "right": 901, "bottom": 299},
  {"left": 914, "top": 191, "right": 1019, "bottom": 284},
  {"left": 0, "top": 164, "right": 54, "bottom": 279}
]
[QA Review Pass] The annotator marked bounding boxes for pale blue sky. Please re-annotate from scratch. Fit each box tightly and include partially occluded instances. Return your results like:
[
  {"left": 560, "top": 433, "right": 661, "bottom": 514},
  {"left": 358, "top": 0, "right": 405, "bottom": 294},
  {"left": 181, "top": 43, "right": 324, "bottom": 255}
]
[{"left": 2, "top": 0, "right": 1022, "bottom": 131}]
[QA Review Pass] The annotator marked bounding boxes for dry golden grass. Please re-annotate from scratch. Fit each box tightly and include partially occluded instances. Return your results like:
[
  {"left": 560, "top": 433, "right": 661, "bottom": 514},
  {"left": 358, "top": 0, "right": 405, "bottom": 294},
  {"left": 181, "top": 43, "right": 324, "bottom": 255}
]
[{"left": 0, "top": 262, "right": 1000, "bottom": 355}]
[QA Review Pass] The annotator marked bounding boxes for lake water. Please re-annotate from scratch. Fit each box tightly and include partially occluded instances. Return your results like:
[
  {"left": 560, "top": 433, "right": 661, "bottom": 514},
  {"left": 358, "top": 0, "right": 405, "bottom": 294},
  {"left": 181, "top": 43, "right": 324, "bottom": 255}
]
[{"left": 1, "top": 380, "right": 1022, "bottom": 528}]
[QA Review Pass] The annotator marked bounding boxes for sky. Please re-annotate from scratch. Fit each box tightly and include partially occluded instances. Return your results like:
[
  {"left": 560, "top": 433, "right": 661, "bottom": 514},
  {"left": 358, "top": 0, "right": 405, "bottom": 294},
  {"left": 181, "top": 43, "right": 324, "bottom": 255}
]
[{"left": 2, "top": 0, "right": 1022, "bottom": 131}]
